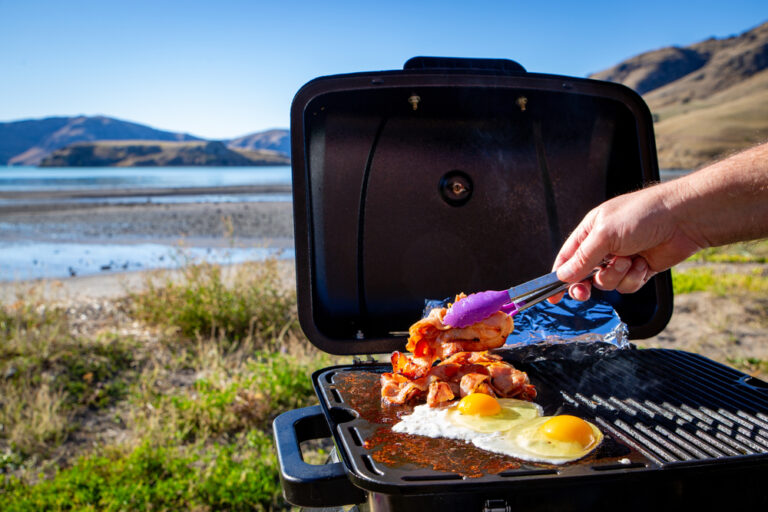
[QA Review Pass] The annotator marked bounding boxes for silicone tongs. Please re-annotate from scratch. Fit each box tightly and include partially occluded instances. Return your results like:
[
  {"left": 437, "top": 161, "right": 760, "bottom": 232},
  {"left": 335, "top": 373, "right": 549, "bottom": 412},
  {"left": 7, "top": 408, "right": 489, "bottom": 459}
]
[{"left": 442, "top": 267, "right": 601, "bottom": 328}]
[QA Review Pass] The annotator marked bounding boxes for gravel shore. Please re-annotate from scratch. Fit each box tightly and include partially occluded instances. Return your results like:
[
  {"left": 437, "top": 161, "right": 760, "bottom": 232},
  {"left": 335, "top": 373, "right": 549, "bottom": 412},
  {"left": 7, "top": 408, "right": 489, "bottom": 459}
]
[{"left": 0, "top": 185, "right": 294, "bottom": 245}]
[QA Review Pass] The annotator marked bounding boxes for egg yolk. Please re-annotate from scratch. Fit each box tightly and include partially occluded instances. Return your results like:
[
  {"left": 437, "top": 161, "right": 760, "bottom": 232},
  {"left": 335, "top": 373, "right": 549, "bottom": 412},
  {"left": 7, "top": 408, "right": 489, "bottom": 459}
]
[
  {"left": 539, "top": 415, "right": 595, "bottom": 447},
  {"left": 457, "top": 393, "right": 502, "bottom": 416}
]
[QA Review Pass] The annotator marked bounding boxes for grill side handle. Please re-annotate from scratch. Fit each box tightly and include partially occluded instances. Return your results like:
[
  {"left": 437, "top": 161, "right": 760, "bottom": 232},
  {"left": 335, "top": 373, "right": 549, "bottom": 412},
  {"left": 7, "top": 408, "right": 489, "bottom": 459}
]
[{"left": 273, "top": 405, "right": 367, "bottom": 507}]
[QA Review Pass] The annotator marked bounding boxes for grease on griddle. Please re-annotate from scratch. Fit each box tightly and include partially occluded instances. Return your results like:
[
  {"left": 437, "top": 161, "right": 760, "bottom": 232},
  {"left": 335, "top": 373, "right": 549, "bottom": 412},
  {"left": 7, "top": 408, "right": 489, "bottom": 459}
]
[
  {"left": 334, "top": 371, "right": 521, "bottom": 478},
  {"left": 365, "top": 428, "right": 521, "bottom": 478},
  {"left": 333, "top": 371, "right": 405, "bottom": 424}
]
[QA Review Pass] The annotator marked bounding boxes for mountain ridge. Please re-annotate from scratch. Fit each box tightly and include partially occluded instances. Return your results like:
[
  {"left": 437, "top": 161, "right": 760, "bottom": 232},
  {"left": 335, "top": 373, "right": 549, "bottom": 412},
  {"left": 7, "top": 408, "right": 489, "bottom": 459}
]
[
  {"left": 0, "top": 116, "right": 290, "bottom": 166},
  {"left": 591, "top": 20, "right": 768, "bottom": 169}
]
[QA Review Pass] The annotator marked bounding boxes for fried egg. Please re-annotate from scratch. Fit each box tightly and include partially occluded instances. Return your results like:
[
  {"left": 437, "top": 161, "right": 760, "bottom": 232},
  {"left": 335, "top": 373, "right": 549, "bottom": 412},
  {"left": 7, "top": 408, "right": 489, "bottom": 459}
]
[
  {"left": 391, "top": 394, "right": 602, "bottom": 464},
  {"left": 473, "top": 414, "right": 603, "bottom": 463}
]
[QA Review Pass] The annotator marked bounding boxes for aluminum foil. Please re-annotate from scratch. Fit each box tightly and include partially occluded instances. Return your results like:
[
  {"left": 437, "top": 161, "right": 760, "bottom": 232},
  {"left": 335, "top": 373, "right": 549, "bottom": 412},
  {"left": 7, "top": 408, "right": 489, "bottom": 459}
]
[
  {"left": 500, "top": 295, "right": 631, "bottom": 363},
  {"left": 504, "top": 295, "right": 629, "bottom": 348}
]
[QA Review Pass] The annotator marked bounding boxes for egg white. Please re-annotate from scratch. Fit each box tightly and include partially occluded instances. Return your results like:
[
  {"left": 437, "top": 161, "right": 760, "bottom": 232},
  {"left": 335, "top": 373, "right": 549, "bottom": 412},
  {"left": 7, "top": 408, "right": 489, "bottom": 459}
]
[
  {"left": 391, "top": 400, "right": 602, "bottom": 465},
  {"left": 446, "top": 398, "right": 542, "bottom": 433},
  {"left": 473, "top": 416, "right": 604, "bottom": 464}
]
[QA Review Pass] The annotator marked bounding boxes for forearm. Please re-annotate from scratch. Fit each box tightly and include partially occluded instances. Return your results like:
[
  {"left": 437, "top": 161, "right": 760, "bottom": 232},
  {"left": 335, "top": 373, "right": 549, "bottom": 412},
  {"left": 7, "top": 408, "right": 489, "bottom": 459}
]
[{"left": 664, "top": 142, "right": 768, "bottom": 249}]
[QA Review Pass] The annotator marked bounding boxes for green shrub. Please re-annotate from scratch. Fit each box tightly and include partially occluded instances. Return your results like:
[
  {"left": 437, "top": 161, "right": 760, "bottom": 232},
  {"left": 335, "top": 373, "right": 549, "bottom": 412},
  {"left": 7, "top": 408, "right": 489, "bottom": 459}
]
[
  {"left": 131, "top": 260, "right": 300, "bottom": 348},
  {"left": 726, "top": 357, "right": 768, "bottom": 377}
]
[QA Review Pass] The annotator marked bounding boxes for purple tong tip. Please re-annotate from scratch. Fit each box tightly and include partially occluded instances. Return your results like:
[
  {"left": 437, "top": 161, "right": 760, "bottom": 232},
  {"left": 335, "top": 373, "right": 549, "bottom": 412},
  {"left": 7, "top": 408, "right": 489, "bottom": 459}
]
[{"left": 442, "top": 289, "right": 511, "bottom": 328}]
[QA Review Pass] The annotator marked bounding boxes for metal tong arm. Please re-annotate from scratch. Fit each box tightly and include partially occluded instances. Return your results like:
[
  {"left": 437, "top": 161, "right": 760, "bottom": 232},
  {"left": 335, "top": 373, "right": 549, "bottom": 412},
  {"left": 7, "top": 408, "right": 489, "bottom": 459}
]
[{"left": 505, "top": 267, "right": 600, "bottom": 313}]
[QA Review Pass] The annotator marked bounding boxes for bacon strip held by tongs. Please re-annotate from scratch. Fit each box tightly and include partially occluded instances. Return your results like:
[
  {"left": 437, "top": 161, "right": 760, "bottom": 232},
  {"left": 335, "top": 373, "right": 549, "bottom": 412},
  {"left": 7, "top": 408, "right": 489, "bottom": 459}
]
[{"left": 381, "top": 294, "right": 535, "bottom": 407}]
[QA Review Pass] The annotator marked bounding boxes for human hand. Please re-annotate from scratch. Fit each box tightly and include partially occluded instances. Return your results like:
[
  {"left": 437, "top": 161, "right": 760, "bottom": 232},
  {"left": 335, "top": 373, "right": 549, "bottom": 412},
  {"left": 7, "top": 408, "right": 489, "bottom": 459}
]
[
  {"left": 550, "top": 182, "right": 704, "bottom": 301},
  {"left": 550, "top": 142, "right": 768, "bottom": 302}
]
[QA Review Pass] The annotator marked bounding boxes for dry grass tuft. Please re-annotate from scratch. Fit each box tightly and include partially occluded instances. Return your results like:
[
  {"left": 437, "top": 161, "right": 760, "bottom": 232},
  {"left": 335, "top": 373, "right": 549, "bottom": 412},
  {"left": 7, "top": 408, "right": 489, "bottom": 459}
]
[{"left": 1, "top": 382, "right": 70, "bottom": 457}]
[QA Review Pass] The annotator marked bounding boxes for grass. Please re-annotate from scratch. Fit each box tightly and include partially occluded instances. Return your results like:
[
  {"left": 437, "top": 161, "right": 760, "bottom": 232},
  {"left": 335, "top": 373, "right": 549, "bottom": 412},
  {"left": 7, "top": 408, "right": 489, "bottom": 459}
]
[
  {"left": 672, "top": 267, "right": 768, "bottom": 295},
  {"left": 0, "top": 259, "right": 330, "bottom": 510},
  {"left": 0, "top": 295, "right": 138, "bottom": 458},
  {"left": 1, "top": 433, "right": 284, "bottom": 511},
  {"left": 726, "top": 357, "right": 768, "bottom": 377},
  {"left": 687, "top": 240, "right": 768, "bottom": 264}
]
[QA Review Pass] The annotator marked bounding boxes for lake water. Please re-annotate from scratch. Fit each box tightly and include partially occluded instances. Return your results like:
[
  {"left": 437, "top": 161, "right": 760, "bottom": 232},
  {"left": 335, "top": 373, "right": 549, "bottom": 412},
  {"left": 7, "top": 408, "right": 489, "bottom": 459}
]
[
  {"left": 0, "top": 165, "right": 291, "bottom": 191},
  {"left": 0, "top": 166, "right": 294, "bottom": 281}
]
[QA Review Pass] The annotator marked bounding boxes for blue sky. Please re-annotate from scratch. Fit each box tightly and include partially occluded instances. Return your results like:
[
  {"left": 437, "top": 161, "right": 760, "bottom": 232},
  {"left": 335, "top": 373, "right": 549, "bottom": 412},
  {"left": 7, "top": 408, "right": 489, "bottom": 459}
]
[{"left": 1, "top": 0, "right": 765, "bottom": 139}]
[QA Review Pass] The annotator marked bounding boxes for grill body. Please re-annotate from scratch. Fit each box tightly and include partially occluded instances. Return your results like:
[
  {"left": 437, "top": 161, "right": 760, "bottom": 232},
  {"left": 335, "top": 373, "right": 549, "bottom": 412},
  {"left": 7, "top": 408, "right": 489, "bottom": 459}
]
[{"left": 276, "top": 349, "right": 768, "bottom": 511}]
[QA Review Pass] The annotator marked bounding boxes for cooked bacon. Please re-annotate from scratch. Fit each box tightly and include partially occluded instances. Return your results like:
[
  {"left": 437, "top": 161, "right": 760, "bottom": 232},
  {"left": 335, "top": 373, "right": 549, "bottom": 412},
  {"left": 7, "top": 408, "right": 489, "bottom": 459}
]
[
  {"left": 406, "top": 296, "right": 513, "bottom": 365},
  {"left": 427, "top": 380, "right": 455, "bottom": 405},
  {"left": 459, "top": 372, "right": 490, "bottom": 397},
  {"left": 380, "top": 372, "right": 428, "bottom": 405},
  {"left": 383, "top": 350, "right": 535, "bottom": 406},
  {"left": 390, "top": 351, "right": 431, "bottom": 379},
  {"left": 439, "top": 350, "right": 503, "bottom": 366},
  {"left": 486, "top": 360, "right": 537, "bottom": 400},
  {"left": 381, "top": 294, "right": 535, "bottom": 407}
]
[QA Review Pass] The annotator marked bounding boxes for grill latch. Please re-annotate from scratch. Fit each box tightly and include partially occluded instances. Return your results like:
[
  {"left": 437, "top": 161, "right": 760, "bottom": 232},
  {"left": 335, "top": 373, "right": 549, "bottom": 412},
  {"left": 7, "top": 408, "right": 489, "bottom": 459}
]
[{"left": 483, "top": 499, "right": 511, "bottom": 512}]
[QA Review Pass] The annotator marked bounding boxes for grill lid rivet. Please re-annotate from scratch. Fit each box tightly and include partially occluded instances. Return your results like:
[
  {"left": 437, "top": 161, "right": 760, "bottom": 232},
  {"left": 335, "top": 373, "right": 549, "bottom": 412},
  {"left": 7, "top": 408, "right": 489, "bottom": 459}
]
[
  {"left": 408, "top": 94, "right": 421, "bottom": 111},
  {"left": 516, "top": 96, "right": 528, "bottom": 111}
]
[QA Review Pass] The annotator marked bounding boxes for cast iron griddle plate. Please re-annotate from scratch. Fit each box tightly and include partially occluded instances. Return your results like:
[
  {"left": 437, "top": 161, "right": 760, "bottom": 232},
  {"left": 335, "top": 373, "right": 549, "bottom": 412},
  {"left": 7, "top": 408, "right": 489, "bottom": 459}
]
[{"left": 312, "top": 348, "right": 768, "bottom": 495}]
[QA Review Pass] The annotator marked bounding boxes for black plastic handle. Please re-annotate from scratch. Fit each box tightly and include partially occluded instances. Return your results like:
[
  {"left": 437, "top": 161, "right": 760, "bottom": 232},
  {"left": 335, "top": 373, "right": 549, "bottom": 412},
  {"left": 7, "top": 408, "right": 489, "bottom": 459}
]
[
  {"left": 273, "top": 405, "right": 367, "bottom": 507},
  {"left": 404, "top": 56, "right": 526, "bottom": 73}
]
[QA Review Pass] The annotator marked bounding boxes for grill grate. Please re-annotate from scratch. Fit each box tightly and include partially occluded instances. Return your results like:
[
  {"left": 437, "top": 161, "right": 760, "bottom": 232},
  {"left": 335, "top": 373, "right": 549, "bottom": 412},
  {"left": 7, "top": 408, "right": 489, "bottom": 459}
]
[{"left": 529, "top": 349, "right": 768, "bottom": 466}]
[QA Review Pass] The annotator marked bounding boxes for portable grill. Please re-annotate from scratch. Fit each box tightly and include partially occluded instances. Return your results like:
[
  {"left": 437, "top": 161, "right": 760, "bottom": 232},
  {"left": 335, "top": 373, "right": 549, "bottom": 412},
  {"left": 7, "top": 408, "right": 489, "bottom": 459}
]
[{"left": 273, "top": 57, "right": 768, "bottom": 511}]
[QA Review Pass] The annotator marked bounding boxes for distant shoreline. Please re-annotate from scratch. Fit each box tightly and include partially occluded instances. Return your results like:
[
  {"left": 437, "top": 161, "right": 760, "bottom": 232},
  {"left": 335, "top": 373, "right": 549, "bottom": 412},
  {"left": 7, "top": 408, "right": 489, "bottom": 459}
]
[{"left": 0, "top": 183, "right": 291, "bottom": 204}]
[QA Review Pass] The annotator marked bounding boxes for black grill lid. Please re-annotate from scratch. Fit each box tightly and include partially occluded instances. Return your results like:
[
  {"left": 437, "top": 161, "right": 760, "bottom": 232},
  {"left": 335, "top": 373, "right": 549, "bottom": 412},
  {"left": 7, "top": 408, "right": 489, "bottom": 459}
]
[{"left": 290, "top": 57, "right": 673, "bottom": 355}]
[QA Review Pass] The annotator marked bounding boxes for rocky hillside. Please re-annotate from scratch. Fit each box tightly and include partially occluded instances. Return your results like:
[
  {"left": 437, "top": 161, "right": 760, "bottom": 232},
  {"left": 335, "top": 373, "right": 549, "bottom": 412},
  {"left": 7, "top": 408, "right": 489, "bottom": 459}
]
[
  {"left": 0, "top": 116, "right": 201, "bottom": 166},
  {"left": 591, "top": 21, "right": 768, "bottom": 169},
  {"left": 39, "top": 141, "right": 290, "bottom": 167},
  {"left": 227, "top": 129, "right": 290, "bottom": 156}
]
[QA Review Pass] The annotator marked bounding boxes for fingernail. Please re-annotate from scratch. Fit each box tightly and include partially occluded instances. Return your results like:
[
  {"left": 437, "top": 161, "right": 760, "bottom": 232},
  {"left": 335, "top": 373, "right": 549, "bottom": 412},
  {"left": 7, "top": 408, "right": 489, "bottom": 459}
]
[
  {"left": 614, "top": 258, "right": 630, "bottom": 273},
  {"left": 571, "top": 283, "right": 589, "bottom": 301},
  {"left": 635, "top": 259, "right": 648, "bottom": 273}
]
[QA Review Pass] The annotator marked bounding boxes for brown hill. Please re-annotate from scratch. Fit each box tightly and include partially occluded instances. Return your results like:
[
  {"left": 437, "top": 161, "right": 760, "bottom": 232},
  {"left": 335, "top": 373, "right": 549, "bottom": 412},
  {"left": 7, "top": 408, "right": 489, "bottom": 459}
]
[
  {"left": 39, "top": 141, "right": 289, "bottom": 167},
  {"left": 227, "top": 129, "right": 290, "bottom": 156},
  {"left": 591, "top": 21, "right": 768, "bottom": 169},
  {"left": 1, "top": 116, "right": 201, "bottom": 166}
]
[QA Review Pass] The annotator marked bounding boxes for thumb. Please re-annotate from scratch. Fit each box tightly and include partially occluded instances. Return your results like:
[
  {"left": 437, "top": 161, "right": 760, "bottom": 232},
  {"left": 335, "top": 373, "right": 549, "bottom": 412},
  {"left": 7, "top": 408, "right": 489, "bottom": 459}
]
[{"left": 555, "top": 228, "right": 611, "bottom": 283}]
